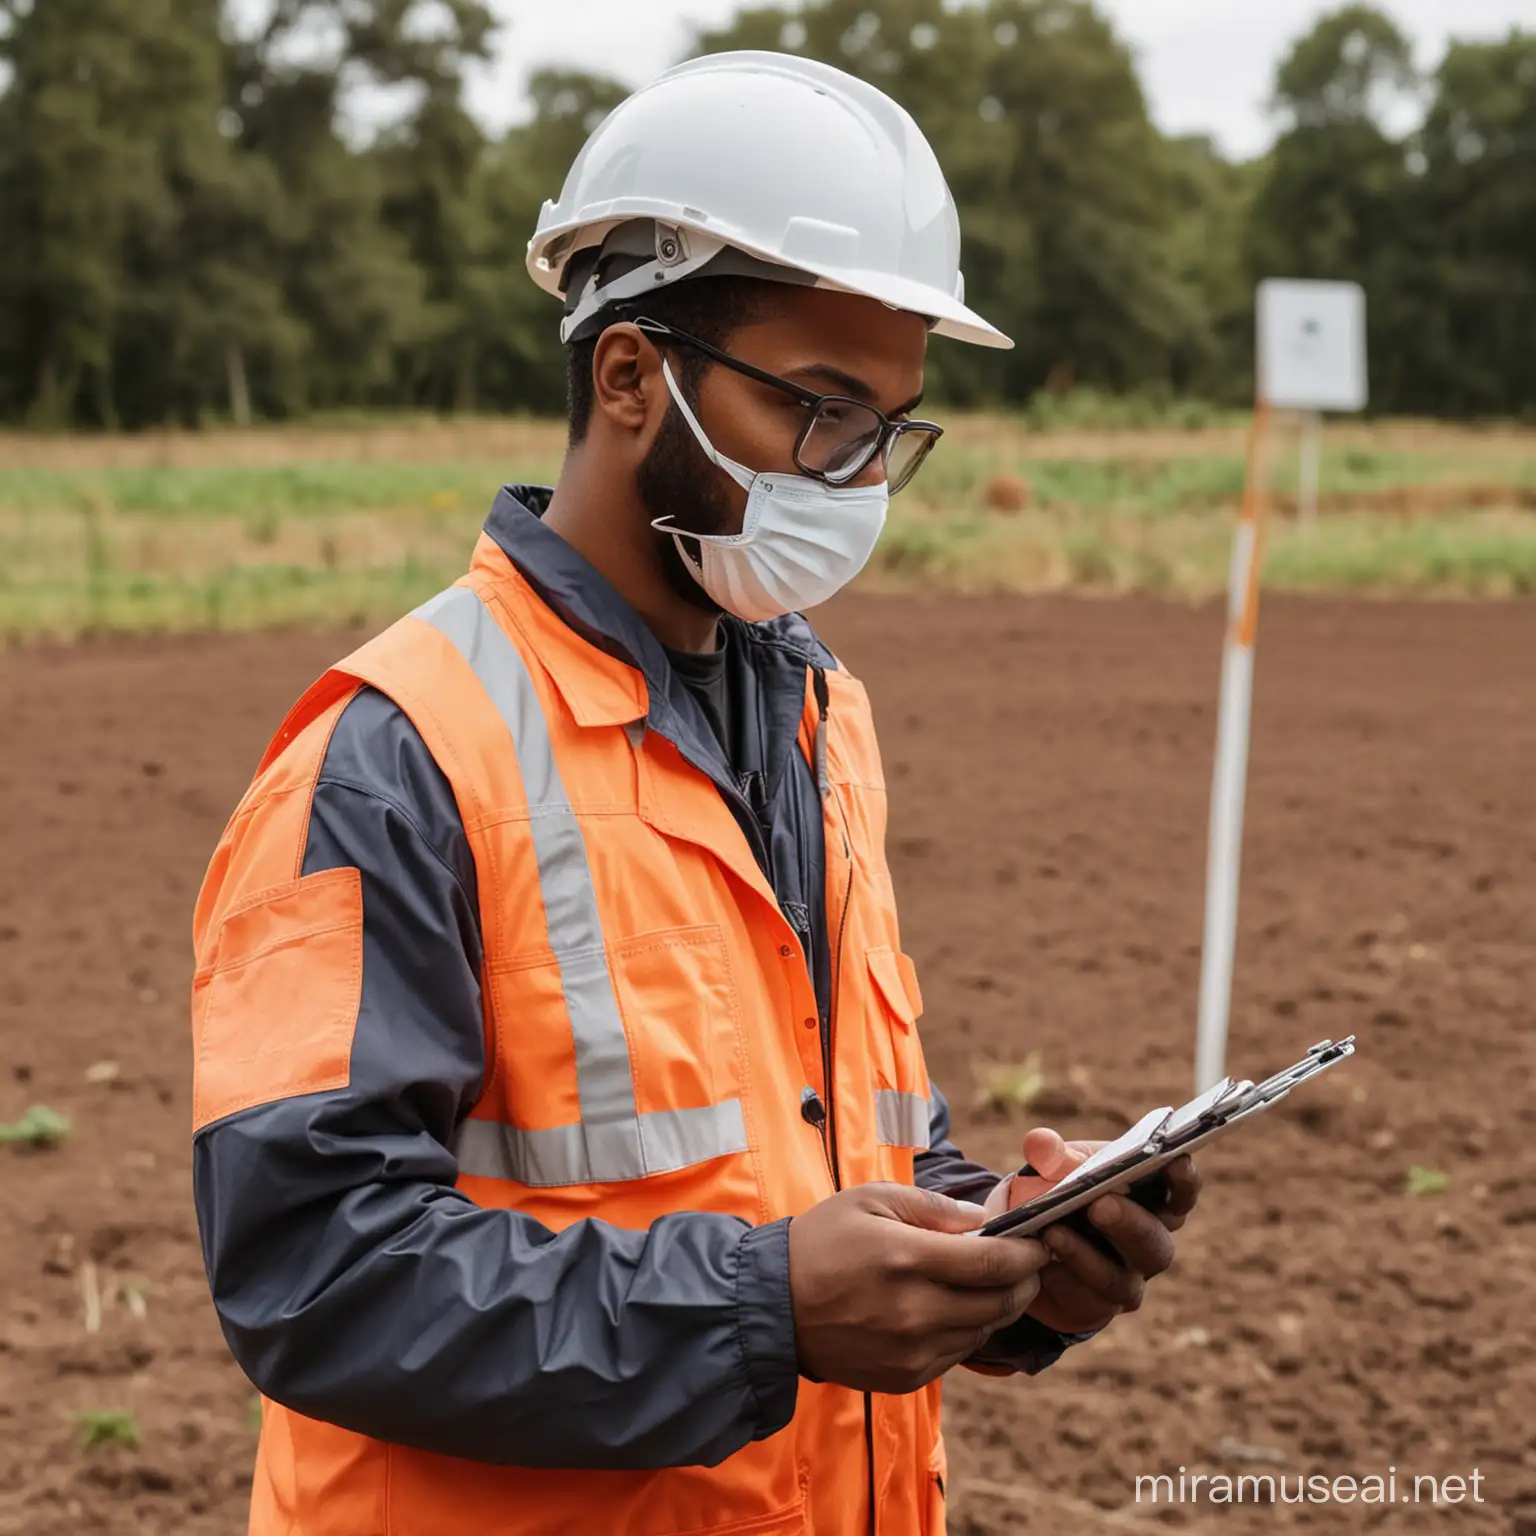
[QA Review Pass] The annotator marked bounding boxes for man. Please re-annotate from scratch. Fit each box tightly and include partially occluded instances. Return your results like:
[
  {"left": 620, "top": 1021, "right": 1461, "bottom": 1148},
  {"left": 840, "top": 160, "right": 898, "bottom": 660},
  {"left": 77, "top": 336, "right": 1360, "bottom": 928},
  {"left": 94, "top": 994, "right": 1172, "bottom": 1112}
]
[{"left": 191, "top": 51, "right": 1198, "bottom": 1536}]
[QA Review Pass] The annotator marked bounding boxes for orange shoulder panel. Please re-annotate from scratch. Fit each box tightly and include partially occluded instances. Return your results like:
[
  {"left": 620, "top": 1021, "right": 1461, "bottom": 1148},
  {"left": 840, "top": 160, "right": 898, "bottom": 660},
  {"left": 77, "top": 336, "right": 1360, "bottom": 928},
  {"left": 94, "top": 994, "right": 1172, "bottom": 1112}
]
[{"left": 189, "top": 684, "right": 362, "bottom": 1133}]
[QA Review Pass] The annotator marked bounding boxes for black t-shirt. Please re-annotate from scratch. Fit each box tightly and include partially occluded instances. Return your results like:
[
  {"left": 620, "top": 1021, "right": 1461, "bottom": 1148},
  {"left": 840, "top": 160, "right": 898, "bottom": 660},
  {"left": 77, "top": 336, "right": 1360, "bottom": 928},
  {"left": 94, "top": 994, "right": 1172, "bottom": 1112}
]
[{"left": 663, "top": 631, "right": 735, "bottom": 767}]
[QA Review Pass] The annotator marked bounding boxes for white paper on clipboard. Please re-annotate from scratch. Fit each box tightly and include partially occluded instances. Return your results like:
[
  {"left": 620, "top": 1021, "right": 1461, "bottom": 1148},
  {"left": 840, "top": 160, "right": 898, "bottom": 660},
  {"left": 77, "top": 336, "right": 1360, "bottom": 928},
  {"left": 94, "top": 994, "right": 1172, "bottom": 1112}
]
[{"left": 1052, "top": 1106, "right": 1174, "bottom": 1191}]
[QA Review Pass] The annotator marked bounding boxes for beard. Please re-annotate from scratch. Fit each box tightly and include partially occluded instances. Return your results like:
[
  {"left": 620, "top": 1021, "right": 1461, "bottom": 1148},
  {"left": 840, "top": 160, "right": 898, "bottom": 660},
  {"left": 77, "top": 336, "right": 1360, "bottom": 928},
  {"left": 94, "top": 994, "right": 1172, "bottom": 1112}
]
[{"left": 634, "top": 399, "right": 740, "bottom": 614}]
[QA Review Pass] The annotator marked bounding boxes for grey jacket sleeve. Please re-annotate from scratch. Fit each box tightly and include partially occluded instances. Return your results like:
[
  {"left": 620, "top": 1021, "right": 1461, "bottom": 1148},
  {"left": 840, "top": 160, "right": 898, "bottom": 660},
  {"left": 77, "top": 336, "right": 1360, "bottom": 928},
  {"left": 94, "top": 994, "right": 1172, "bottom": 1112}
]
[
  {"left": 916, "top": 1085, "right": 1094, "bottom": 1375},
  {"left": 192, "top": 688, "right": 799, "bottom": 1469}
]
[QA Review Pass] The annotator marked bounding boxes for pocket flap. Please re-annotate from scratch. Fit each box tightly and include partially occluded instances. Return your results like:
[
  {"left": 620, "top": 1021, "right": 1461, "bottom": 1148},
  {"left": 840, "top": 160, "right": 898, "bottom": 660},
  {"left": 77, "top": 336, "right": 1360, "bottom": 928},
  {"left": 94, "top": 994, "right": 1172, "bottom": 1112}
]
[
  {"left": 867, "top": 946, "right": 924, "bottom": 1031},
  {"left": 192, "top": 867, "right": 363, "bottom": 1133}
]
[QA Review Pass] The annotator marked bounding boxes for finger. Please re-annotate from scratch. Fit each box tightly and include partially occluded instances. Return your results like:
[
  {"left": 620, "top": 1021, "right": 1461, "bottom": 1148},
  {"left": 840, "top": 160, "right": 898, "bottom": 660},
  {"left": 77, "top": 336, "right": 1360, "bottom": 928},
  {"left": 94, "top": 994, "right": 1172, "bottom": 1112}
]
[
  {"left": 1160, "top": 1155, "right": 1201, "bottom": 1227},
  {"left": 1031, "top": 1258, "right": 1125, "bottom": 1327},
  {"left": 931, "top": 1304, "right": 1032, "bottom": 1366},
  {"left": 920, "top": 1272, "right": 1044, "bottom": 1332},
  {"left": 887, "top": 1285, "right": 1045, "bottom": 1386},
  {"left": 1048, "top": 1195, "right": 1175, "bottom": 1286},
  {"left": 901, "top": 1230, "right": 1051, "bottom": 1291},
  {"left": 1040, "top": 1223, "right": 1147, "bottom": 1309},
  {"left": 1093, "top": 1193, "right": 1177, "bottom": 1276},
  {"left": 1021, "top": 1127, "right": 1089, "bottom": 1182},
  {"left": 926, "top": 1329, "right": 1009, "bottom": 1383},
  {"left": 868, "top": 1182, "right": 989, "bottom": 1235}
]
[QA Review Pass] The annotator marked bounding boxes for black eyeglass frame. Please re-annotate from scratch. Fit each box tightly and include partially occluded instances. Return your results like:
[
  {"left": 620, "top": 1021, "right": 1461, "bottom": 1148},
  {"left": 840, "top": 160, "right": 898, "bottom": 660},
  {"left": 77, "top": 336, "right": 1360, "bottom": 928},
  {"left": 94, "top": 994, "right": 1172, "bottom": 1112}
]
[{"left": 632, "top": 316, "right": 943, "bottom": 495}]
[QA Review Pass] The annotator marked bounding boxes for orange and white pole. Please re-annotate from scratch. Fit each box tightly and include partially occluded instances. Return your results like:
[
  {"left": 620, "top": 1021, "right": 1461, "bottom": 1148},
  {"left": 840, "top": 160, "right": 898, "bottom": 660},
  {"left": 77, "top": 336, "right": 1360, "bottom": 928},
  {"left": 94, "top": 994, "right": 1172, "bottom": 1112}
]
[{"left": 1194, "top": 401, "right": 1272, "bottom": 1092}]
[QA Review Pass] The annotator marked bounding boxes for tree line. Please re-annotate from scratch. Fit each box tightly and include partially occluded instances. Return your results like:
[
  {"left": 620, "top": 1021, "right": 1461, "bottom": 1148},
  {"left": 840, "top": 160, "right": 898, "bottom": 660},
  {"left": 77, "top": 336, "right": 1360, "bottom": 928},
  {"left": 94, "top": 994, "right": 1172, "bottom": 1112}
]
[{"left": 0, "top": 0, "right": 1531, "bottom": 429}]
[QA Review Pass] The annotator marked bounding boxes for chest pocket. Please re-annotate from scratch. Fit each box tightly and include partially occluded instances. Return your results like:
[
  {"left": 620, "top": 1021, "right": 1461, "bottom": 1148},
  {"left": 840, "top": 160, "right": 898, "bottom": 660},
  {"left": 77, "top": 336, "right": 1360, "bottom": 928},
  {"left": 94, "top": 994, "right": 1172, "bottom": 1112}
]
[{"left": 473, "top": 916, "right": 759, "bottom": 1198}]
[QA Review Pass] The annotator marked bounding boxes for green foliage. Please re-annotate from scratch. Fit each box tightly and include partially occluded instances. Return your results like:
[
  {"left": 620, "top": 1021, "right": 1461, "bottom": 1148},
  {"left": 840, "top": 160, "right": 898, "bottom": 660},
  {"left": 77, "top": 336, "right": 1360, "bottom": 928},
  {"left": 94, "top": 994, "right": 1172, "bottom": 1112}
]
[
  {"left": 1405, "top": 33, "right": 1536, "bottom": 416},
  {"left": 0, "top": 2, "right": 1532, "bottom": 424},
  {"left": 1271, "top": 5, "right": 1418, "bottom": 127},
  {"left": 0, "top": 0, "right": 232, "bottom": 424},
  {"left": 72, "top": 1410, "right": 142, "bottom": 1451},
  {"left": 0, "top": 1104, "right": 72, "bottom": 1147},
  {"left": 1018, "top": 386, "right": 1232, "bottom": 432},
  {"left": 1247, "top": 8, "right": 1536, "bottom": 417}
]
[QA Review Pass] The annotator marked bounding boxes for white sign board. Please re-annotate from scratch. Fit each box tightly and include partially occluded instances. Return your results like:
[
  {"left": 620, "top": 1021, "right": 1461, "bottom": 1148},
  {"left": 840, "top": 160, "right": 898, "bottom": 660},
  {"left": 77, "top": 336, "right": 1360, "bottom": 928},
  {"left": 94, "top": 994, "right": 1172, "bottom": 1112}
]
[{"left": 1257, "top": 279, "right": 1368, "bottom": 412}]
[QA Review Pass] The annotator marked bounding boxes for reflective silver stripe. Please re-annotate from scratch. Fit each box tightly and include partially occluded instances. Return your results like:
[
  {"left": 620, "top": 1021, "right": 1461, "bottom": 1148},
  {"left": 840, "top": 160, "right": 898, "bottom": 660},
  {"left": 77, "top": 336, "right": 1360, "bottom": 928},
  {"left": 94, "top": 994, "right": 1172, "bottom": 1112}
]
[
  {"left": 876, "top": 1089, "right": 931, "bottom": 1150},
  {"left": 413, "top": 586, "right": 746, "bottom": 1184},
  {"left": 455, "top": 1102, "right": 749, "bottom": 1188}
]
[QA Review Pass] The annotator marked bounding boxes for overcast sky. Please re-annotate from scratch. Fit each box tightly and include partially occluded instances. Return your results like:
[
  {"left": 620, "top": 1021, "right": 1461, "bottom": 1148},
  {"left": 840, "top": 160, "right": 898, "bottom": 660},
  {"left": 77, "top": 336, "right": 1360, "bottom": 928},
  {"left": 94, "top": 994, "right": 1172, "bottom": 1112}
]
[{"left": 458, "top": 0, "right": 1531, "bottom": 158}]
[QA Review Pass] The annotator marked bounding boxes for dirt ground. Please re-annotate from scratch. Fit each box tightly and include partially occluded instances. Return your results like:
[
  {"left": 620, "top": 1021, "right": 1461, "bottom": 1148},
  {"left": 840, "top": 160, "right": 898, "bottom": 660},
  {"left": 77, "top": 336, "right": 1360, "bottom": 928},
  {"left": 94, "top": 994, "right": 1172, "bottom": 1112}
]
[{"left": 1, "top": 593, "right": 1533, "bottom": 1535}]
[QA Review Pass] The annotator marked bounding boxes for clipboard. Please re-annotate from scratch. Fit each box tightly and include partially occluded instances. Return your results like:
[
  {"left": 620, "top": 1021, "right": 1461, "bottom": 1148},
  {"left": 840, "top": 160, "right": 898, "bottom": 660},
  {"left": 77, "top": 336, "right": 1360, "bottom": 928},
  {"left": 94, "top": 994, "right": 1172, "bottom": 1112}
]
[{"left": 977, "top": 1036, "right": 1357, "bottom": 1244}]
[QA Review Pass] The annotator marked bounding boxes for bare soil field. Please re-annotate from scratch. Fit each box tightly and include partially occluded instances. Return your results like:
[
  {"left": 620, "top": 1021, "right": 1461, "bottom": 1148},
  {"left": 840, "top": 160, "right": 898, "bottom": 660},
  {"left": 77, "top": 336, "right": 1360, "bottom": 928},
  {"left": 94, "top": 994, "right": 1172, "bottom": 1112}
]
[{"left": 1, "top": 593, "right": 1533, "bottom": 1533}]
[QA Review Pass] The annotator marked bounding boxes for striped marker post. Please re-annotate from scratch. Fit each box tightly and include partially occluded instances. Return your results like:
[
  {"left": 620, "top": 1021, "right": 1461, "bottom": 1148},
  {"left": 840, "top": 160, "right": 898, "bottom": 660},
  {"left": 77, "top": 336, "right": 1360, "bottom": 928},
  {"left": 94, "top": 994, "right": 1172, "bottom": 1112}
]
[{"left": 1194, "top": 401, "right": 1273, "bottom": 1093}]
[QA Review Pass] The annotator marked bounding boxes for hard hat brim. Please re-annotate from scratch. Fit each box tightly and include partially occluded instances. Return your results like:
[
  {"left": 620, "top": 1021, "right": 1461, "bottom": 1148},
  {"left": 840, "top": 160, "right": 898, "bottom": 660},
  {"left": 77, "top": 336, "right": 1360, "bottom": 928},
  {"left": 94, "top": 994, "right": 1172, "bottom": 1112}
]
[{"left": 528, "top": 215, "right": 1013, "bottom": 351}]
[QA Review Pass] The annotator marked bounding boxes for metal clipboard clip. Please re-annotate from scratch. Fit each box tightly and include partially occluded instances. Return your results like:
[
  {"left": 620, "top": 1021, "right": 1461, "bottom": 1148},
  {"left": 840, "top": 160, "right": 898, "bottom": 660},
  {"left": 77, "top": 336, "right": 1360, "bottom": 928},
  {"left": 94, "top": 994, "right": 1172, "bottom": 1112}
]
[{"left": 977, "top": 1036, "right": 1358, "bottom": 1242}]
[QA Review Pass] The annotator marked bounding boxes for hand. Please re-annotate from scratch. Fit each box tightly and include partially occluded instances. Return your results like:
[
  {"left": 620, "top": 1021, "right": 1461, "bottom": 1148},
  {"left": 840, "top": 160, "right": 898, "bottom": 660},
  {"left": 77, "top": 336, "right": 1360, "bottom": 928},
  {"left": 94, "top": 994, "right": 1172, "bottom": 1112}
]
[
  {"left": 978, "top": 1127, "right": 1101, "bottom": 1221},
  {"left": 788, "top": 1182, "right": 1051, "bottom": 1393},
  {"left": 985, "top": 1127, "right": 1202, "bottom": 1335}
]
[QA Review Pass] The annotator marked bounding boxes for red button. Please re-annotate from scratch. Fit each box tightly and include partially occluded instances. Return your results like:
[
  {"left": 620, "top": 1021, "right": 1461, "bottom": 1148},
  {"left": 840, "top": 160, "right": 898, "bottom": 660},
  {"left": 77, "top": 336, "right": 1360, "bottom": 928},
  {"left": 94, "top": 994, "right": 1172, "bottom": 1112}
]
[
  {"left": 780, "top": 944, "right": 794, "bottom": 958},
  {"left": 803, "top": 1017, "right": 817, "bottom": 1030}
]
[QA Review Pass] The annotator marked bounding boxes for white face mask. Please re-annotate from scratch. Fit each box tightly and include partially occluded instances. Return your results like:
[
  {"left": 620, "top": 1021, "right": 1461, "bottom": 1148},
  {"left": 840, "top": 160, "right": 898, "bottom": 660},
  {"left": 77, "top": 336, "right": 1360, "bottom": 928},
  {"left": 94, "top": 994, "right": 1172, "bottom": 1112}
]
[{"left": 650, "top": 359, "right": 889, "bottom": 623}]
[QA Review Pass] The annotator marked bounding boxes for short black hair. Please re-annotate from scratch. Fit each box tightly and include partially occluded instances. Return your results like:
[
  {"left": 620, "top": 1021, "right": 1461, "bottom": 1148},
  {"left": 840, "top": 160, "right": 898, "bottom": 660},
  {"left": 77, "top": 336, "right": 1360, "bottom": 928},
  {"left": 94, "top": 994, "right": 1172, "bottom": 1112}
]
[{"left": 564, "top": 275, "right": 775, "bottom": 447}]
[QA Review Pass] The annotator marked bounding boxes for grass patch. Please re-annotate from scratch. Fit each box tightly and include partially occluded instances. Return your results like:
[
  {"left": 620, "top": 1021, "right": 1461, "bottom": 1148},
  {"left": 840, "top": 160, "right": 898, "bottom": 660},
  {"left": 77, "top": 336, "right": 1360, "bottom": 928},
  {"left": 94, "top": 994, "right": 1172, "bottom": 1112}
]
[
  {"left": 0, "top": 461, "right": 528, "bottom": 520},
  {"left": 2, "top": 417, "right": 1534, "bottom": 638},
  {"left": 1265, "top": 513, "right": 1536, "bottom": 596},
  {"left": 870, "top": 506, "right": 1536, "bottom": 601},
  {"left": 1018, "top": 385, "right": 1237, "bottom": 432}
]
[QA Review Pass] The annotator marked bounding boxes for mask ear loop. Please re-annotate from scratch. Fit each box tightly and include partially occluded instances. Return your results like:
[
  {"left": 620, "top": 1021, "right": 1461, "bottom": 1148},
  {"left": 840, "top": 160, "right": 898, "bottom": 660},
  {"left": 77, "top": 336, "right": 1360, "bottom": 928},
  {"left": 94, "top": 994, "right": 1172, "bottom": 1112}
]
[
  {"left": 657, "top": 359, "right": 755, "bottom": 492},
  {"left": 650, "top": 360, "right": 774, "bottom": 557},
  {"left": 648, "top": 359, "right": 754, "bottom": 580}
]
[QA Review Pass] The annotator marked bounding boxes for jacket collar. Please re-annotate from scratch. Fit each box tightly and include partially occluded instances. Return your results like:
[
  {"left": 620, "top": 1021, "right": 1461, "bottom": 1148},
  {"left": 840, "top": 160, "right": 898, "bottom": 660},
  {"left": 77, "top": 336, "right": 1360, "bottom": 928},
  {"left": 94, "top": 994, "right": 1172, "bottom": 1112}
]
[
  {"left": 478, "top": 486, "right": 733, "bottom": 786},
  {"left": 480, "top": 484, "right": 837, "bottom": 928},
  {"left": 480, "top": 485, "right": 835, "bottom": 808},
  {"left": 482, "top": 486, "right": 660, "bottom": 691},
  {"left": 484, "top": 483, "right": 835, "bottom": 669}
]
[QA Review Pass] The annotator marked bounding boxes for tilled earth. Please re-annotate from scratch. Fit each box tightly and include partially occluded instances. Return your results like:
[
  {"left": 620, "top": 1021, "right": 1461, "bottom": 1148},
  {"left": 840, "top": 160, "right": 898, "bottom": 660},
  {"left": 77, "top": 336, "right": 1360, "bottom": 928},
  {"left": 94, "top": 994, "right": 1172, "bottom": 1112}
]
[{"left": 1, "top": 593, "right": 1532, "bottom": 1534}]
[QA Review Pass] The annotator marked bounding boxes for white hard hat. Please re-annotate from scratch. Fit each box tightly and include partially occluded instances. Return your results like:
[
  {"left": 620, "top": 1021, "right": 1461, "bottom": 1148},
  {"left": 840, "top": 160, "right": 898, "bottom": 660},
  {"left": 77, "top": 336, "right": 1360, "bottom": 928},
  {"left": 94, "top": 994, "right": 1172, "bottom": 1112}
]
[{"left": 527, "top": 50, "right": 1012, "bottom": 350}]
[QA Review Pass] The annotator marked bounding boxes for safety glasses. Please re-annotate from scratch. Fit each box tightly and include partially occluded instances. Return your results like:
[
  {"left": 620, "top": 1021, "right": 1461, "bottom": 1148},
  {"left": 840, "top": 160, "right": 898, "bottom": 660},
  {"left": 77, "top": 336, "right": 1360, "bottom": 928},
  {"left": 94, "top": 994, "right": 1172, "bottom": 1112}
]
[{"left": 633, "top": 317, "right": 943, "bottom": 495}]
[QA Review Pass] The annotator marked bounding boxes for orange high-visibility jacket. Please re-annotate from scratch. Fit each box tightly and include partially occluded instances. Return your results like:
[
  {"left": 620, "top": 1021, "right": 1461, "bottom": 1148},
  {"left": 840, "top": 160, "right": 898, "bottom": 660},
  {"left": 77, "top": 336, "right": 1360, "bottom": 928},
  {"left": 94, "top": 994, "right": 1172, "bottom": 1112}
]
[{"left": 191, "top": 490, "right": 1072, "bottom": 1536}]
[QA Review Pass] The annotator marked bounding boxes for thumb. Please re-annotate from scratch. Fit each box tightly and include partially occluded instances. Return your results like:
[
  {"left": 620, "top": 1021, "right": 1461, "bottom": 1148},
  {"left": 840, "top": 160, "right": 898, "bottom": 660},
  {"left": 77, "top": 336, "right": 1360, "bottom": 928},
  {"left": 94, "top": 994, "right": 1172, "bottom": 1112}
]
[
  {"left": 866, "top": 1182, "right": 988, "bottom": 1234},
  {"left": 1022, "top": 1126, "right": 1083, "bottom": 1182}
]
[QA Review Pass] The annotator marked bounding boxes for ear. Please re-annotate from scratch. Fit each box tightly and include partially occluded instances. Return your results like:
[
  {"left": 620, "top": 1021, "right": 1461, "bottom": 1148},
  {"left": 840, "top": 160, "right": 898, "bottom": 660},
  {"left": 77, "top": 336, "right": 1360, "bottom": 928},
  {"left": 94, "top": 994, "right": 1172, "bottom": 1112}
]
[{"left": 591, "top": 323, "right": 668, "bottom": 438}]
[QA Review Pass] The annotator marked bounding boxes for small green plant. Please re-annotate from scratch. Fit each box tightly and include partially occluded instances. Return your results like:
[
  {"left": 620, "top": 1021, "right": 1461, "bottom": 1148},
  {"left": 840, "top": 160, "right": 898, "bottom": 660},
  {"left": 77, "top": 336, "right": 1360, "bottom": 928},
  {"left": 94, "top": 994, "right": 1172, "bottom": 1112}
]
[
  {"left": 0, "top": 1104, "right": 72, "bottom": 1147},
  {"left": 973, "top": 1051, "right": 1046, "bottom": 1114},
  {"left": 1406, "top": 1164, "right": 1450, "bottom": 1197},
  {"left": 73, "top": 1410, "right": 141, "bottom": 1451}
]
